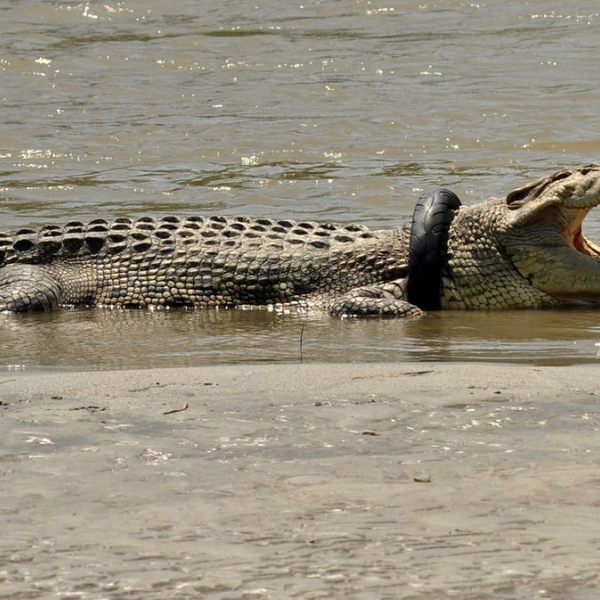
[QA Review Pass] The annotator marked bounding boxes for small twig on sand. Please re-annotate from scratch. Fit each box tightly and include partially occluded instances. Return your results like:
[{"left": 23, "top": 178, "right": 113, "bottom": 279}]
[{"left": 163, "top": 402, "right": 189, "bottom": 415}]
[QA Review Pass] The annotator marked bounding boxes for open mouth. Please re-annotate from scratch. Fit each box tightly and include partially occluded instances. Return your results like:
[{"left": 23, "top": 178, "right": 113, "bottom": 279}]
[
  {"left": 520, "top": 200, "right": 600, "bottom": 302},
  {"left": 561, "top": 207, "right": 600, "bottom": 258}
]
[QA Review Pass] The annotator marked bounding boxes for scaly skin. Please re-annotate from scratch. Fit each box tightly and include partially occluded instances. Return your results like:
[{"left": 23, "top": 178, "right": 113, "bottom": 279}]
[
  {"left": 0, "top": 215, "right": 416, "bottom": 315},
  {"left": 1, "top": 164, "right": 600, "bottom": 315},
  {"left": 442, "top": 164, "right": 600, "bottom": 309}
]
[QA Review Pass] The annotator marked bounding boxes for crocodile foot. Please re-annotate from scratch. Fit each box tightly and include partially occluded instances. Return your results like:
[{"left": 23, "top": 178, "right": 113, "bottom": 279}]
[{"left": 329, "top": 281, "right": 423, "bottom": 317}]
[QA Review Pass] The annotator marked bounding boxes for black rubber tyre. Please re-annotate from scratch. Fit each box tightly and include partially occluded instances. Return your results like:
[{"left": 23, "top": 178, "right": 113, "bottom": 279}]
[{"left": 407, "top": 188, "right": 462, "bottom": 311}]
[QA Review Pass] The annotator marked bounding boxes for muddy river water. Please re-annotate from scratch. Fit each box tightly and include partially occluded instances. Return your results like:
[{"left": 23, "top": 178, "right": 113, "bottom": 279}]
[{"left": 2, "top": 0, "right": 600, "bottom": 368}]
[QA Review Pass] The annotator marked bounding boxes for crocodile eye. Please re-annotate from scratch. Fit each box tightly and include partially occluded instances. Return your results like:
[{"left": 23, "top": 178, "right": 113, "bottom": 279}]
[
  {"left": 506, "top": 187, "right": 531, "bottom": 206},
  {"left": 506, "top": 183, "right": 540, "bottom": 207}
]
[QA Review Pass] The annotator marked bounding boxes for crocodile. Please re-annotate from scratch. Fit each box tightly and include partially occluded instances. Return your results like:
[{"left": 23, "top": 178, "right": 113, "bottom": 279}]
[{"left": 1, "top": 164, "right": 600, "bottom": 316}]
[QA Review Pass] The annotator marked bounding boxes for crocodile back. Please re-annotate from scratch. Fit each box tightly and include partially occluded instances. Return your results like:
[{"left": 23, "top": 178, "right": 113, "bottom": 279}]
[{"left": 0, "top": 215, "right": 383, "bottom": 266}]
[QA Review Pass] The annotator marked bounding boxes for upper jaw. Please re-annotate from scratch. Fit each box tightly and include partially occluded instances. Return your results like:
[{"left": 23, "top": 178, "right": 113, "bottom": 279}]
[
  {"left": 507, "top": 164, "right": 600, "bottom": 226},
  {"left": 558, "top": 164, "right": 600, "bottom": 210}
]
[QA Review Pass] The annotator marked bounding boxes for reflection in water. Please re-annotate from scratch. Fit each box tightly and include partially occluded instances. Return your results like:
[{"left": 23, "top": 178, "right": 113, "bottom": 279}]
[
  {"left": 406, "top": 310, "right": 600, "bottom": 365},
  {"left": 1, "top": 307, "right": 600, "bottom": 370}
]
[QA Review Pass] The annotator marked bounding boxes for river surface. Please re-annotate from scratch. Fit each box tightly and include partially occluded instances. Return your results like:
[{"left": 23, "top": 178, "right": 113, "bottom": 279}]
[{"left": 2, "top": 0, "right": 600, "bottom": 369}]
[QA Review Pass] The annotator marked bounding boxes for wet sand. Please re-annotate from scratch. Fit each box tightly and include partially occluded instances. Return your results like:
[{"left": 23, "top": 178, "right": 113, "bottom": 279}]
[{"left": 2, "top": 362, "right": 600, "bottom": 599}]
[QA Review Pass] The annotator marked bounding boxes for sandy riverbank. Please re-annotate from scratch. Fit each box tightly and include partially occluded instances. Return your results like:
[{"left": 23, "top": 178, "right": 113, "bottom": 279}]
[{"left": 1, "top": 362, "right": 599, "bottom": 599}]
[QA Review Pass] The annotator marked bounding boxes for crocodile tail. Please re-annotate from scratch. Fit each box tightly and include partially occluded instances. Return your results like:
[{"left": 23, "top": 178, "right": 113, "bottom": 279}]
[{"left": 407, "top": 188, "right": 462, "bottom": 311}]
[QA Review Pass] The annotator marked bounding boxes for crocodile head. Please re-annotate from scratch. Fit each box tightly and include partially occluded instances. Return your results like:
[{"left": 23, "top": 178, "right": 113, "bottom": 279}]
[{"left": 503, "top": 164, "right": 600, "bottom": 305}]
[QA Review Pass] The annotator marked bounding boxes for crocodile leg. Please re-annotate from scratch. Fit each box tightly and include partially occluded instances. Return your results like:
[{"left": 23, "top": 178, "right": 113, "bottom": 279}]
[
  {"left": 0, "top": 264, "right": 62, "bottom": 312},
  {"left": 329, "top": 280, "right": 423, "bottom": 317}
]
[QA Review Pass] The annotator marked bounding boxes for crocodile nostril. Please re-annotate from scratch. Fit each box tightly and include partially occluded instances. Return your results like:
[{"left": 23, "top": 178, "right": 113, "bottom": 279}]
[{"left": 580, "top": 164, "right": 600, "bottom": 175}]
